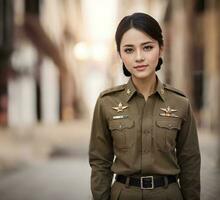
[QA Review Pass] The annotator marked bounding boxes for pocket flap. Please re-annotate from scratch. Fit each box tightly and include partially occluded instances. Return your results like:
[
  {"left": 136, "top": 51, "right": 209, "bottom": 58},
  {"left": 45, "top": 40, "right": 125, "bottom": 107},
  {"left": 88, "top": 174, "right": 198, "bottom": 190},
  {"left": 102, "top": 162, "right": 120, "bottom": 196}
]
[
  {"left": 156, "top": 120, "right": 181, "bottom": 130},
  {"left": 109, "top": 119, "right": 134, "bottom": 130}
]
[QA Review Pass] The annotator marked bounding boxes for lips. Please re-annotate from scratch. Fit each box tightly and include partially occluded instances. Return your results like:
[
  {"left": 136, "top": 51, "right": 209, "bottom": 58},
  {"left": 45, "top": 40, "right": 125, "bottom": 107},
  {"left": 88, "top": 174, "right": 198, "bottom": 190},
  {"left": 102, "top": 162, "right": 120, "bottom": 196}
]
[{"left": 134, "top": 65, "right": 148, "bottom": 71}]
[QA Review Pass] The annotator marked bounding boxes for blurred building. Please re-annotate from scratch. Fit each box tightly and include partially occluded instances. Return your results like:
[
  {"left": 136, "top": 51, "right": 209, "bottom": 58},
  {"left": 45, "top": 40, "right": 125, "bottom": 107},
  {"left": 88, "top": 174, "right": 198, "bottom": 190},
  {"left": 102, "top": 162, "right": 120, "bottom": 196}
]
[
  {"left": 1, "top": 0, "right": 85, "bottom": 127},
  {"left": 0, "top": 0, "right": 13, "bottom": 126}
]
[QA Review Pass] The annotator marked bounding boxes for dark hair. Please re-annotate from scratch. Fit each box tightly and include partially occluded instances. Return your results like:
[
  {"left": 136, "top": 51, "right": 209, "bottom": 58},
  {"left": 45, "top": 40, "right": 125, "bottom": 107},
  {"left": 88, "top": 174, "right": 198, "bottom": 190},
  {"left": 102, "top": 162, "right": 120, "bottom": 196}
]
[{"left": 115, "top": 12, "right": 164, "bottom": 76}]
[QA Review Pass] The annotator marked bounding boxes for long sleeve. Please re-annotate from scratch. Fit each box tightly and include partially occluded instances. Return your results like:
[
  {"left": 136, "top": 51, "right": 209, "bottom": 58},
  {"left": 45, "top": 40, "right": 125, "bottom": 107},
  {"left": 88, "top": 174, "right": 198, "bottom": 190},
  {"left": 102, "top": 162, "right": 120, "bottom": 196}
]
[
  {"left": 89, "top": 97, "right": 114, "bottom": 200},
  {"left": 176, "top": 100, "right": 201, "bottom": 200}
]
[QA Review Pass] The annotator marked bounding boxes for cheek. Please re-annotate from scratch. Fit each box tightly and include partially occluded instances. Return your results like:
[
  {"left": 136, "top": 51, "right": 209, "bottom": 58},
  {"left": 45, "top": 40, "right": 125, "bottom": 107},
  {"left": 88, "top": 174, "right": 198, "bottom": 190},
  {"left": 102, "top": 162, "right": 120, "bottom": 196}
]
[
  {"left": 121, "top": 54, "right": 132, "bottom": 65},
  {"left": 147, "top": 50, "right": 160, "bottom": 63}
]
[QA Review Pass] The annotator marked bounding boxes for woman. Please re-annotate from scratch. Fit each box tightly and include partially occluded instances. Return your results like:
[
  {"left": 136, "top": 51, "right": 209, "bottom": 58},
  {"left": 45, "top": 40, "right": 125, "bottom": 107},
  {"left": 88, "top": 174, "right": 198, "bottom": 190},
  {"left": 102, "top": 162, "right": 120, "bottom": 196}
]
[{"left": 89, "top": 12, "right": 200, "bottom": 200}]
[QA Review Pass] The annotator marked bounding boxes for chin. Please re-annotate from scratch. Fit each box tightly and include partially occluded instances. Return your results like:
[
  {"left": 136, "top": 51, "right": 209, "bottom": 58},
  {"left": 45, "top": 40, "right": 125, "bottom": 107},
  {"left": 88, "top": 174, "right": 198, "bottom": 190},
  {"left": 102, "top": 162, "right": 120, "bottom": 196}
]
[{"left": 132, "top": 72, "right": 155, "bottom": 80}]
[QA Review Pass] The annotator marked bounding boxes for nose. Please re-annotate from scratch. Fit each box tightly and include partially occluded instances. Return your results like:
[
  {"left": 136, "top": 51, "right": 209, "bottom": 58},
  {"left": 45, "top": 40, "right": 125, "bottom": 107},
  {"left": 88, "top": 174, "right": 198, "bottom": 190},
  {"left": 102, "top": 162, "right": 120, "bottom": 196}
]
[{"left": 135, "top": 50, "right": 145, "bottom": 62}]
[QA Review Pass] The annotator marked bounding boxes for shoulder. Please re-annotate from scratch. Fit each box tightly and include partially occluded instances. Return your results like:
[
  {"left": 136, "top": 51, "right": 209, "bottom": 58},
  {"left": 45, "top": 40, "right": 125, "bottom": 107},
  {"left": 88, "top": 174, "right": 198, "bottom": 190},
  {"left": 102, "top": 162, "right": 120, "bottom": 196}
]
[
  {"left": 99, "top": 84, "right": 126, "bottom": 98},
  {"left": 163, "top": 84, "right": 190, "bottom": 119},
  {"left": 164, "top": 83, "right": 187, "bottom": 98}
]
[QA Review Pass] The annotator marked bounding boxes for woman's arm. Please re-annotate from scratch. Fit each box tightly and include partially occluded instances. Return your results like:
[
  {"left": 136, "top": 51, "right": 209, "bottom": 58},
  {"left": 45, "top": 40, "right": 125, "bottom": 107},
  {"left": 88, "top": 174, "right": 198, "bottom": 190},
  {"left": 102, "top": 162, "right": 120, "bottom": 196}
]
[
  {"left": 89, "top": 97, "right": 114, "bottom": 200},
  {"left": 176, "top": 100, "right": 201, "bottom": 200}
]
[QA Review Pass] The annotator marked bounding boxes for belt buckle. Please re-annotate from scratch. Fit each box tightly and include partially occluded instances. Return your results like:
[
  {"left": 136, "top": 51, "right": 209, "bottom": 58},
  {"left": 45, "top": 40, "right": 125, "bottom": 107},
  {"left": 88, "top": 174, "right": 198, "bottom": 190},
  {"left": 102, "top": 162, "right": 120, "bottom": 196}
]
[{"left": 140, "top": 176, "right": 154, "bottom": 189}]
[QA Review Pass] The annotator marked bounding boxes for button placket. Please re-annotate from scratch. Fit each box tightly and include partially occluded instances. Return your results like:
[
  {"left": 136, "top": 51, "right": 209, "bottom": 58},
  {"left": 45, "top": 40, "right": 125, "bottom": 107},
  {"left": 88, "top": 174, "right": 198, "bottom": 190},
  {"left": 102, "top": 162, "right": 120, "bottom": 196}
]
[{"left": 142, "top": 97, "right": 155, "bottom": 154}]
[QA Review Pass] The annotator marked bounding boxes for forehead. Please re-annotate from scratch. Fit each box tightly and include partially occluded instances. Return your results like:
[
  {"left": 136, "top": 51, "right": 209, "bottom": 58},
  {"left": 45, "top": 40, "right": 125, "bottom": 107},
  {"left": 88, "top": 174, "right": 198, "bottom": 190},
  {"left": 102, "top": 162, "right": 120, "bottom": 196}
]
[{"left": 120, "top": 28, "right": 155, "bottom": 46}]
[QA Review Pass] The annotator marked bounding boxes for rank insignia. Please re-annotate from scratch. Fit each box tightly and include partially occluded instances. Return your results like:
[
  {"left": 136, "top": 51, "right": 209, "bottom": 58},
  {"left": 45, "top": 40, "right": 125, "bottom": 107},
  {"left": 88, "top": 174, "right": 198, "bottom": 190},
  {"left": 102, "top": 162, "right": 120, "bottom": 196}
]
[
  {"left": 112, "top": 102, "right": 128, "bottom": 112},
  {"left": 160, "top": 106, "right": 179, "bottom": 118}
]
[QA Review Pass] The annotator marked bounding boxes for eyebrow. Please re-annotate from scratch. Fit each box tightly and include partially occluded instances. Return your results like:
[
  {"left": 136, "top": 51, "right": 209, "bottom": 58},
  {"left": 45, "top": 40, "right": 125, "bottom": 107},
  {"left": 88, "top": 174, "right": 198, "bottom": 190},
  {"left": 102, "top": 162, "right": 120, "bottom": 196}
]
[{"left": 122, "top": 41, "right": 155, "bottom": 47}]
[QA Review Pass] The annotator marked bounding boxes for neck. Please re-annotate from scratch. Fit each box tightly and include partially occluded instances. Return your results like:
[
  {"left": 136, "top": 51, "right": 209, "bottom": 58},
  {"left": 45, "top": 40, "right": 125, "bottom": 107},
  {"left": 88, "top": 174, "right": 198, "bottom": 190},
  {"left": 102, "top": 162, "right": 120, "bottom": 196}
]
[{"left": 132, "top": 74, "right": 157, "bottom": 100}]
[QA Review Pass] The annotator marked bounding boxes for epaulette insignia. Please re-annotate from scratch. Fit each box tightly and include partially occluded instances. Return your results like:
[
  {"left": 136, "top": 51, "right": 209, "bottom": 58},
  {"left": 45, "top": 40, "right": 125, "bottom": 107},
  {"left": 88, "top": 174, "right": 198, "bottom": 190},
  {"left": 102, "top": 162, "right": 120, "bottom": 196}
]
[
  {"left": 164, "top": 84, "right": 186, "bottom": 97},
  {"left": 100, "top": 85, "right": 125, "bottom": 97}
]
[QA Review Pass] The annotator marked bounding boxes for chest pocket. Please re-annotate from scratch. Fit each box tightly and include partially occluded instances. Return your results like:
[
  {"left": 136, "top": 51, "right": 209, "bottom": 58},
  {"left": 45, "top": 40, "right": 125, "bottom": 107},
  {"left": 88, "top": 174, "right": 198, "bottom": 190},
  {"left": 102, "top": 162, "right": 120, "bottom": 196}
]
[
  {"left": 109, "top": 119, "right": 135, "bottom": 149},
  {"left": 156, "top": 119, "right": 182, "bottom": 152}
]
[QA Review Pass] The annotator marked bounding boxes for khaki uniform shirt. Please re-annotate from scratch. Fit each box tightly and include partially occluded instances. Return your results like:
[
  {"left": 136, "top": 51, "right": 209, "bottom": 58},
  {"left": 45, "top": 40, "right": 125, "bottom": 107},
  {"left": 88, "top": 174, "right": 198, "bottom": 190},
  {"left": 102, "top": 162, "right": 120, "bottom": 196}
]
[{"left": 89, "top": 77, "right": 201, "bottom": 200}]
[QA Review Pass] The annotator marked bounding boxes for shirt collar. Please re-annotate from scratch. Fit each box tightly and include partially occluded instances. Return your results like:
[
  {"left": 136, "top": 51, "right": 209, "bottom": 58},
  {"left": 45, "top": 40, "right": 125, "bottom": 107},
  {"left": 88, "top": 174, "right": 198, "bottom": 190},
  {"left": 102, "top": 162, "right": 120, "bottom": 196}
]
[
  {"left": 124, "top": 78, "right": 137, "bottom": 102},
  {"left": 124, "top": 76, "right": 165, "bottom": 102},
  {"left": 155, "top": 77, "right": 166, "bottom": 102}
]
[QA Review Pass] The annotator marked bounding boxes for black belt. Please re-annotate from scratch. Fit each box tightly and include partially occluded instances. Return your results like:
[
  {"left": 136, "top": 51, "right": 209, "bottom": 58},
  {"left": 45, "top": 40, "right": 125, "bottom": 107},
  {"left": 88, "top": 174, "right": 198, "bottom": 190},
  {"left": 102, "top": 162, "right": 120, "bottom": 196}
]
[{"left": 116, "top": 175, "right": 176, "bottom": 189}]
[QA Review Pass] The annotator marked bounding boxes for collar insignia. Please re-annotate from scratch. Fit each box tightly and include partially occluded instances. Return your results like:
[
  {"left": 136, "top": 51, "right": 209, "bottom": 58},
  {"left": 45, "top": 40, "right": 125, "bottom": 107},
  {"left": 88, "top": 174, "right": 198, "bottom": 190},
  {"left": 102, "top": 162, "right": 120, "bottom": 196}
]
[{"left": 126, "top": 89, "right": 131, "bottom": 95}]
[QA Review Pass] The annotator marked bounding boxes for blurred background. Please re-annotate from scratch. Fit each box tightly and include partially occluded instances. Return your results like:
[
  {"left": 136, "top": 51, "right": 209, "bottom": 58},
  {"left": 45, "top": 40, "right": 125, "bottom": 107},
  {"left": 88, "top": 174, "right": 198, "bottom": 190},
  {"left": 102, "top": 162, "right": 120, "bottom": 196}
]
[{"left": 0, "top": 0, "right": 219, "bottom": 199}]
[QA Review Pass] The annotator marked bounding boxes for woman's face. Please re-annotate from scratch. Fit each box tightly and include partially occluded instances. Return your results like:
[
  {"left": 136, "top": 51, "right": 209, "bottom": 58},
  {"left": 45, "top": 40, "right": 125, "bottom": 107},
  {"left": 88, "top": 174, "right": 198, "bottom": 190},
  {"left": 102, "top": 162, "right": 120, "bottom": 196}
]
[{"left": 120, "top": 28, "right": 162, "bottom": 80}]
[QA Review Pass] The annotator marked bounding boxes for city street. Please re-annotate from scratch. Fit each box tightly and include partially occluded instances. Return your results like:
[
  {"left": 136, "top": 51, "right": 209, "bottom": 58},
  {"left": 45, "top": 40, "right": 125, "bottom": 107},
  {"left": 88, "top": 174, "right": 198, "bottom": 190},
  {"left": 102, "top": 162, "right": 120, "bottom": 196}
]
[
  {"left": 0, "top": 0, "right": 220, "bottom": 200},
  {"left": 0, "top": 121, "right": 219, "bottom": 200}
]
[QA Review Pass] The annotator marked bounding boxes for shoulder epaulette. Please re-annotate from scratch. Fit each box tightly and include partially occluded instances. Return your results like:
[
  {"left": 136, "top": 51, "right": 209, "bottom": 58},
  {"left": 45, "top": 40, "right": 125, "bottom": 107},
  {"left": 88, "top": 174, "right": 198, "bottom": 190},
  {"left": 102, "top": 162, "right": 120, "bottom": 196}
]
[
  {"left": 100, "top": 84, "right": 125, "bottom": 97},
  {"left": 164, "top": 84, "right": 186, "bottom": 97}
]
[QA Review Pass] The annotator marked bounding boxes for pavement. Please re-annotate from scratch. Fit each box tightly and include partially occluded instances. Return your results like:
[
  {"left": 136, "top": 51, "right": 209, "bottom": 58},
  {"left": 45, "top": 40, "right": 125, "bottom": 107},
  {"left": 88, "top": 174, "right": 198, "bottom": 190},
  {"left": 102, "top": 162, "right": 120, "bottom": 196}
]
[
  {"left": 0, "top": 158, "right": 91, "bottom": 200},
  {"left": 199, "top": 131, "right": 220, "bottom": 200},
  {"left": 0, "top": 120, "right": 219, "bottom": 200}
]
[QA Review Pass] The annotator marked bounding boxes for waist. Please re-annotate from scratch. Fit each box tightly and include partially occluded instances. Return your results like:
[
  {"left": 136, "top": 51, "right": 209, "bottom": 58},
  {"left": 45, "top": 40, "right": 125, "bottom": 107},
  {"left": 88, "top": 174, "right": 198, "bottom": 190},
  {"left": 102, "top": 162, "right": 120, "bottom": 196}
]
[{"left": 115, "top": 174, "right": 177, "bottom": 190}]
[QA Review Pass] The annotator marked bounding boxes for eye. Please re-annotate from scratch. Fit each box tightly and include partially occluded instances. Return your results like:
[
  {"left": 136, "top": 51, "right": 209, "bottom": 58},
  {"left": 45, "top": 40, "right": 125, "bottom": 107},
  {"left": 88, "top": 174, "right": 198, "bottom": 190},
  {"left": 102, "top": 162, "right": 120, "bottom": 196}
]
[
  {"left": 143, "top": 45, "right": 153, "bottom": 51},
  {"left": 124, "top": 48, "right": 134, "bottom": 54}
]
